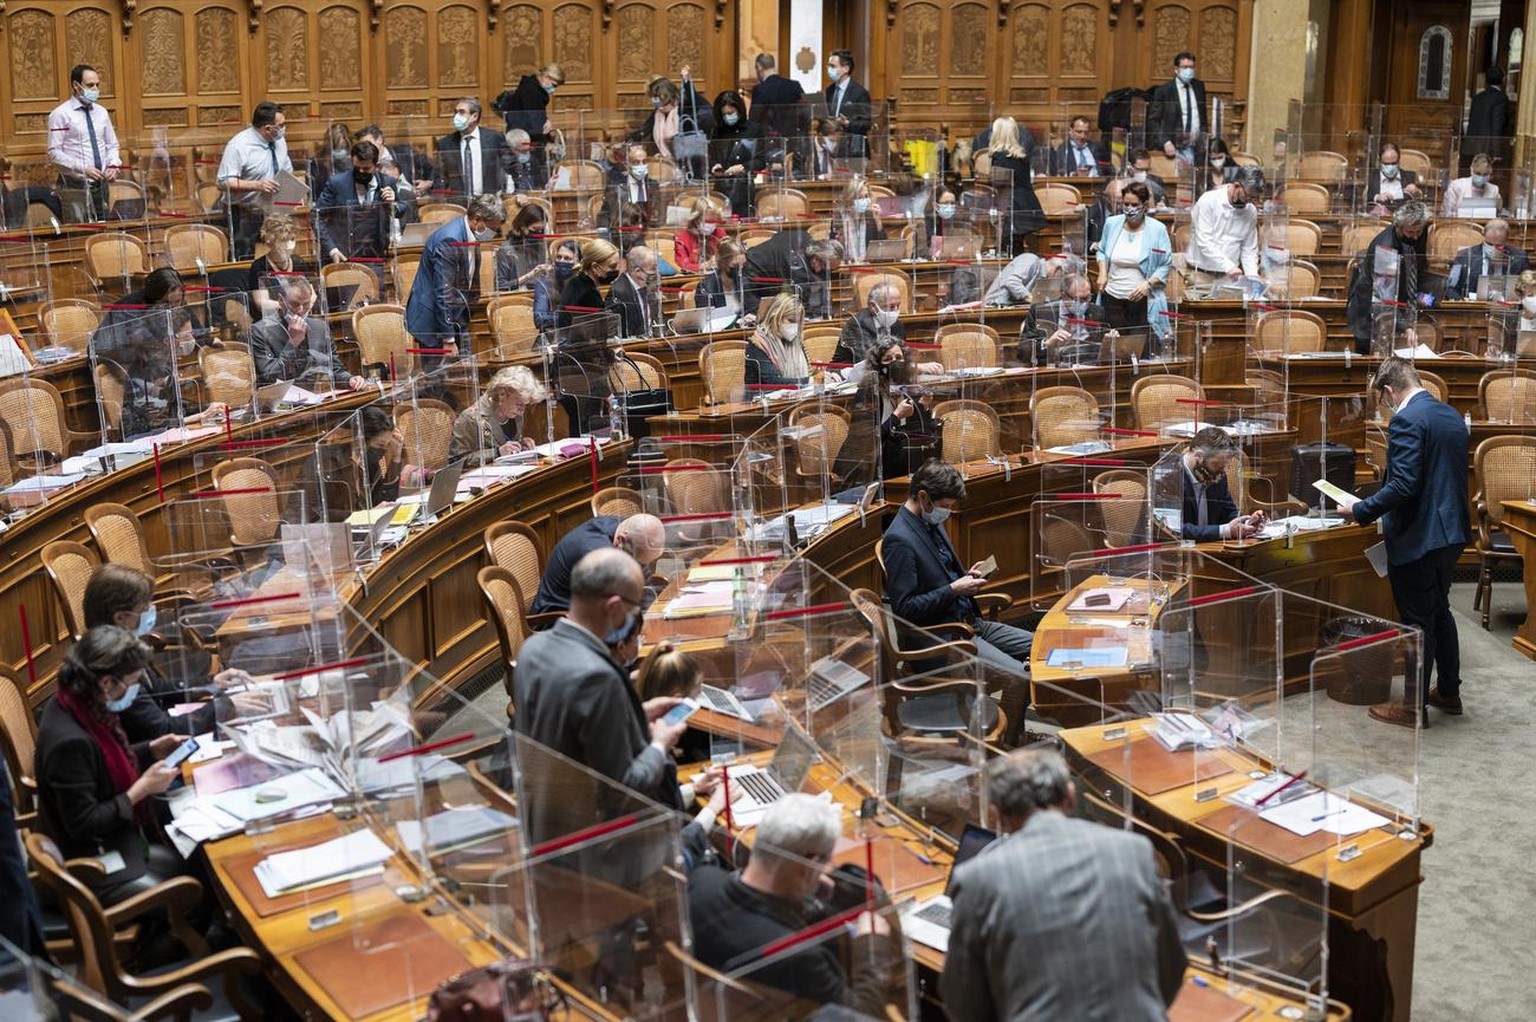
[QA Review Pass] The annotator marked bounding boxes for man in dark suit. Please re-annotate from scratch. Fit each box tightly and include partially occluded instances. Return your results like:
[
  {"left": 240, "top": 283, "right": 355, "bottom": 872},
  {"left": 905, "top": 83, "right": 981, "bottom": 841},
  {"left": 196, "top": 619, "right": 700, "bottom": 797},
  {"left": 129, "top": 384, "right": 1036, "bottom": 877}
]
[
  {"left": 688, "top": 793, "right": 899, "bottom": 1015},
  {"left": 431, "top": 98, "right": 511, "bottom": 204},
  {"left": 529, "top": 514, "right": 666, "bottom": 618},
  {"left": 1123, "top": 148, "right": 1168, "bottom": 207},
  {"left": 314, "top": 140, "right": 411, "bottom": 264},
  {"left": 749, "top": 52, "right": 806, "bottom": 139},
  {"left": 1175, "top": 427, "right": 1263, "bottom": 541},
  {"left": 1347, "top": 201, "right": 1430, "bottom": 355},
  {"left": 404, "top": 193, "right": 505, "bottom": 352},
  {"left": 1019, "top": 273, "right": 1112, "bottom": 366},
  {"left": 823, "top": 49, "right": 871, "bottom": 159},
  {"left": 1447, "top": 218, "right": 1528, "bottom": 299},
  {"left": 744, "top": 231, "right": 842, "bottom": 319},
  {"left": 1335, "top": 357, "right": 1471, "bottom": 727},
  {"left": 941, "top": 748, "right": 1185, "bottom": 1021},
  {"left": 1147, "top": 50, "right": 1207, "bottom": 163},
  {"left": 833, "top": 280, "right": 905, "bottom": 364},
  {"left": 1363, "top": 142, "right": 1421, "bottom": 212},
  {"left": 1049, "top": 115, "right": 1112, "bottom": 177},
  {"left": 512, "top": 548, "right": 689, "bottom": 837},
  {"left": 605, "top": 244, "right": 662, "bottom": 338},
  {"left": 597, "top": 144, "right": 663, "bottom": 232},
  {"left": 883, "top": 459, "right": 1032, "bottom": 744},
  {"left": 1466, "top": 66, "right": 1511, "bottom": 170},
  {"left": 249, "top": 276, "right": 365, "bottom": 390}
]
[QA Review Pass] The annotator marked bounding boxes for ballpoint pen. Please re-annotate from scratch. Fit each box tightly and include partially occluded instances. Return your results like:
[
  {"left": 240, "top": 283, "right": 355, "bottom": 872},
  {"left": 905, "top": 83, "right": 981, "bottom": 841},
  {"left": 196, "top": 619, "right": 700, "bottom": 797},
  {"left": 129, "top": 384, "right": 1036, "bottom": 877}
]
[{"left": 1256, "top": 770, "right": 1308, "bottom": 807}]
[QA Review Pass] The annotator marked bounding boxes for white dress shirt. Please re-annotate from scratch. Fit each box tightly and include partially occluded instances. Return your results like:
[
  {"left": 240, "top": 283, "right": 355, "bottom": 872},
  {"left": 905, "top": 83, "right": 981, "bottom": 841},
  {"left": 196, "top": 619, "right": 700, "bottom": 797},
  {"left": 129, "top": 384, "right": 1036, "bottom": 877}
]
[
  {"left": 47, "top": 98, "right": 120, "bottom": 179},
  {"left": 1177, "top": 80, "right": 1203, "bottom": 135},
  {"left": 1187, "top": 187, "right": 1259, "bottom": 276},
  {"left": 459, "top": 131, "right": 482, "bottom": 194},
  {"left": 217, "top": 126, "right": 293, "bottom": 208},
  {"left": 1441, "top": 177, "right": 1500, "bottom": 217}
]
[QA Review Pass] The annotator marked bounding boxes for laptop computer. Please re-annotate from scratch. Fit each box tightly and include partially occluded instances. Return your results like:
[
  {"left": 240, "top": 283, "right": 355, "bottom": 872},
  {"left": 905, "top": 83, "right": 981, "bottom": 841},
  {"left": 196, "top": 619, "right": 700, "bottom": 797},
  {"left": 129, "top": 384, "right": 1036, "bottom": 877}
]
[
  {"left": 399, "top": 222, "right": 434, "bottom": 247},
  {"left": 806, "top": 656, "right": 872, "bottom": 712},
  {"left": 900, "top": 823, "right": 999, "bottom": 952},
  {"left": 1459, "top": 197, "right": 1498, "bottom": 220},
  {"left": 932, "top": 234, "right": 982, "bottom": 261},
  {"left": 423, "top": 462, "right": 463, "bottom": 520},
  {"left": 255, "top": 379, "right": 294, "bottom": 413},
  {"left": 698, "top": 683, "right": 755, "bottom": 721},
  {"left": 670, "top": 306, "right": 738, "bottom": 335},
  {"left": 863, "top": 238, "right": 909, "bottom": 263},
  {"left": 1098, "top": 329, "right": 1147, "bottom": 364},
  {"left": 721, "top": 723, "right": 822, "bottom": 826}
]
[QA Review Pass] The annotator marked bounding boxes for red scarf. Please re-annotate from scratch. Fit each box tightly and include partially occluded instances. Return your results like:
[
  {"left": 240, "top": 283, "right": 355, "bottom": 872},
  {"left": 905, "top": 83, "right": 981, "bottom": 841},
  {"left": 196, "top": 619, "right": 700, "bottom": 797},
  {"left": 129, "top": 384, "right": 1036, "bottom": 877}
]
[{"left": 54, "top": 687, "right": 151, "bottom": 827}]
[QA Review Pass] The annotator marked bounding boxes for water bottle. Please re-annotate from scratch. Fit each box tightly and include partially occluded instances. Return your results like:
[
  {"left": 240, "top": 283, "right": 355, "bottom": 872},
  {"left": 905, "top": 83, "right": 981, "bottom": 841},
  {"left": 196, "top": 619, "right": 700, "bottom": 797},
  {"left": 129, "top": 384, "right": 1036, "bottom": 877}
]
[
  {"left": 729, "top": 565, "right": 749, "bottom": 640},
  {"left": 607, "top": 394, "right": 624, "bottom": 441}
]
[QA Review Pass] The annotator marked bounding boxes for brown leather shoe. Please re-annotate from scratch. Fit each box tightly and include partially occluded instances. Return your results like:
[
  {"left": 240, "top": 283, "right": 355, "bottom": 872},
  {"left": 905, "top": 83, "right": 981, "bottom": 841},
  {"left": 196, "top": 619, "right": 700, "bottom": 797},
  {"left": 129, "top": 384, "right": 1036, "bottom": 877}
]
[
  {"left": 1427, "top": 687, "right": 1463, "bottom": 715},
  {"left": 1368, "top": 701, "right": 1427, "bottom": 729}
]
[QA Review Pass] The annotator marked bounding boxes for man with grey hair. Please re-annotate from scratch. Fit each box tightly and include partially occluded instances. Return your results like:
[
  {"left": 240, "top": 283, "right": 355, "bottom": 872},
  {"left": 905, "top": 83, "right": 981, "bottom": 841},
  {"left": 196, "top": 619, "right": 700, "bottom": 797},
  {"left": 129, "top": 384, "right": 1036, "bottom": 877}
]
[
  {"left": 514, "top": 547, "right": 688, "bottom": 806},
  {"left": 941, "top": 748, "right": 1185, "bottom": 1021},
  {"left": 1184, "top": 166, "right": 1264, "bottom": 298},
  {"left": 688, "top": 792, "right": 898, "bottom": 1014},
  {"left": 531, "top": 512, "right": 667, "bottom": 619},
  {"left": 1346, "top": 200, "right": 1431, "bottom": 355},
  {"left": 606, "top": 244, "right": 661, "bottom": 338},
  {"left": 433, "top": 96, "right": 512, "bottom": 202},
  {"left": 504, "top": 127, "right": 545, "bottom": 191},
  {"left": 834, "top": 280, "right": 905, "bottom": 363},
  {"left": 404, "top": 192, "right": 505, "bottom": 355},
  {"left": 1446, "top": 216, "right": 1526, "bottom": 300}
]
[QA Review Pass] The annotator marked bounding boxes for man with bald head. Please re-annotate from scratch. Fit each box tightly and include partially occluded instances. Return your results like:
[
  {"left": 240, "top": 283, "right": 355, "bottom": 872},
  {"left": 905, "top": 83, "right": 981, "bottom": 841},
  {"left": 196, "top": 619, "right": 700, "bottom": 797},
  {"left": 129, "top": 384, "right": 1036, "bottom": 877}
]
[
  {"left": 1447, "top": 217, "right": 1528, "bottom": 299},
  {"left": 530, "top": 513, "right": 667, "bottom": 618},
  {"left": 513, "top": 547, "right": 689, "bottom": 805}
]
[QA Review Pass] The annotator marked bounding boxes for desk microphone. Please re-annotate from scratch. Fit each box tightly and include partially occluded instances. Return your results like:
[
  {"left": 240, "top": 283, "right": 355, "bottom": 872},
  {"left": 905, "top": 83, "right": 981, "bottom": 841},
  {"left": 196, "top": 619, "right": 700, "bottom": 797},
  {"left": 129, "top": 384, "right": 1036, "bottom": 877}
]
[{"left": 784, "top": 512, "right": 800, "bottom": 548}]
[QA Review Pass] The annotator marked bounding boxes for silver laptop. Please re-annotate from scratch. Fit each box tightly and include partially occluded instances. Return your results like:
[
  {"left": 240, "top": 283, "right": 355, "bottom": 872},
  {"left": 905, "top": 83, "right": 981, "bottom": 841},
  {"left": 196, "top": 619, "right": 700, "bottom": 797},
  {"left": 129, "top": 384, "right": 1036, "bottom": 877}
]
[
  {"left": 863, "top": 238, "right": 909, "bottom": 263},
  {"left": 806, "top": 656, "right": 871, "bottom": 712},
  {"left": 932, "top": 234, "right": 982, "bottom": 261},
  {"left": 901, "top": 824, "right": 999, "bottom": 952},
  {"left": 722, "top": 723, "right": 822, "bottom": 825},
  {"left": 1459, "top": 197, "right": 1498, "bottom": 220},
  {"left": 670, "top": 306, "right": 737, "bottom": 335},
  {"left": 423, "top": 463, "right": 463, "bottom": 519},
  {"left": 256, "top": 379, "right": 294, "bottom": 413},
  {"left": 399, "top": 222, "right": 434, "bottom": 247},
  {"left": 699, "top": 683, "right": 755, "bottom": 721}
]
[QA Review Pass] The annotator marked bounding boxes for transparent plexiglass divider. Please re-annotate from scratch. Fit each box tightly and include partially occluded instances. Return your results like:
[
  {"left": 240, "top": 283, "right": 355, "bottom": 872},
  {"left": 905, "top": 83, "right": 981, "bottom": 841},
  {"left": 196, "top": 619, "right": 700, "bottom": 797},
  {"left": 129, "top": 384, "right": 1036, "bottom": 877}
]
[
  {"left": 903, "top": 370, "right": 1032, "bottom": 476},
  {"left": 621, "top": 433, "right": 753, "bottom": 588},
  {"left": 542, "top": 312, "right": 622, "bottom": 437}
]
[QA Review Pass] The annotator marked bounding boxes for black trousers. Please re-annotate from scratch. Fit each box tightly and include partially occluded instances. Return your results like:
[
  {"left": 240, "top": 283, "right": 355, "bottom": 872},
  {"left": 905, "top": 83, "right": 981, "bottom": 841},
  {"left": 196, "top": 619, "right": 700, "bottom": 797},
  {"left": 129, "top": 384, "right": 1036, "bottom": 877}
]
[
  {"left": 1387, "top": 544, "right": 1463, "bottom": 703},
  {"left": 1101, "top": 290, "right": 1150, "bottom": 354},
  {"left": 229, "top": 204, "right": 266, "bottom": 260}
]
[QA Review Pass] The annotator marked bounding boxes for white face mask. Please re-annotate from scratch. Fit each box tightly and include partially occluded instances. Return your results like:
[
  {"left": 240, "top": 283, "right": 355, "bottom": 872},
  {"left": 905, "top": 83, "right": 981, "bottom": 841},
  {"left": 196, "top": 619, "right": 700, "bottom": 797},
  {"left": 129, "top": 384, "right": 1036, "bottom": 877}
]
[
  {"left": 852, "top": 197, "right": 872, "bottom": 215},
  {"left": 779, "top": 321, "right": 799, "bottom": 342},
  {"left": 453, "top": 113, "right": 470, "bottom": 132},
  {"left": 278, "top": 240, "right": 297, "bottom": 257},
  {"left": 1211, "top": 156, "right": 1226, "bottom": 168},
  {"left": 1522, "top": 296, "right": 1536, "bottom": 314},
  {"left": 874, "top": 308, "right": 899, "bottom": 328},
  {"left": 1133, "top": 170, "right": 1148, "bottom": 183}
]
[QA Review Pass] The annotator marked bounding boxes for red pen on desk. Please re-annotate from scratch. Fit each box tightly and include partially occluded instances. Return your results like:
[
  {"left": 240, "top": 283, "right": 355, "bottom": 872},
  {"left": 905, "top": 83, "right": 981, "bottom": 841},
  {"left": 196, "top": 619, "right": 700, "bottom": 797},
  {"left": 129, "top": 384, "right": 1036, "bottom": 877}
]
[{"left": 1256, "top": 770, "right": 1308, "bottom": 807}]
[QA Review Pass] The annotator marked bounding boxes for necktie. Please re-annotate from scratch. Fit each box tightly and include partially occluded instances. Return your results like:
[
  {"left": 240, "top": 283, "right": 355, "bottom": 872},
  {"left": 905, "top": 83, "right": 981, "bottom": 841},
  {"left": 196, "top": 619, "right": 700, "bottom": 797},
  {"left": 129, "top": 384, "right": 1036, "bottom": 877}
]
[
  {"left": 1182, "top": 86, "right": 1192, "bottom": 134},
  {"left": 834, "top": 83, "right": 844, "bottom": 118},
  {"left": 463, "top": 137, "right": 474, "bottom": 199},
  {"left": 1076, "top": 145, "right": 1089, "bottom": 170},
  {"left": 267, "top": 142, "right": 278, "bottom": 177},
  {"left": 1402, "top": 243, "right": 1418, "bottom": 320},
  {"left": 82, "top": 104, "right": 102, "bottom": 172}
]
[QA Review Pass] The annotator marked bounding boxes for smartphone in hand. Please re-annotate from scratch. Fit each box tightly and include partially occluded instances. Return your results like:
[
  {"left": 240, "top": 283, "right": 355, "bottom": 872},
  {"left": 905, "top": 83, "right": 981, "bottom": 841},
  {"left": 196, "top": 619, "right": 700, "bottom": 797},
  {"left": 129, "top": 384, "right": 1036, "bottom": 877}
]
[
  {"left": 161, "top": 737, "right": 201, "bottom": 770},
  {"left": 661, "top": 699, "right": 701, "bottom": 727}
]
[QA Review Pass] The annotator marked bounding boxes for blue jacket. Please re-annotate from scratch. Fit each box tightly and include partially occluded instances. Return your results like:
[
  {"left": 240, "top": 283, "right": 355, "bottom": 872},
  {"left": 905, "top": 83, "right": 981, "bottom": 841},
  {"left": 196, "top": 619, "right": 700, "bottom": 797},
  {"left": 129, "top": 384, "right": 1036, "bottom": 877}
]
[
  {"left": 1097, "top": 214, "right": 1173, "bottom": 337},
  {"left": 883, "top": 506, "right": 976, "bottom": 632},
  {"left": 1352, "top": 390, "right": 1470, "bottom": 566},
  {"left": 313, "top": 169, "right": 411, "bottom": 259},
  {"left": 404, "top": 216, "right": 479, "bottom": 344}
]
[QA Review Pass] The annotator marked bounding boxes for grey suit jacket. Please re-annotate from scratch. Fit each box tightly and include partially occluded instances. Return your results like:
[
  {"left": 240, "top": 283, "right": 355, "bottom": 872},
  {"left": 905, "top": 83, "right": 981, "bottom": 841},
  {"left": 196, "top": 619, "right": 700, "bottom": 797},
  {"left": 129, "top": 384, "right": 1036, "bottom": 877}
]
[
  {"left": 511, "top": 618, "right": 673, "bottom": 833},
  {"left": 941, "top": 811, "right": 1185, "bottom": 1021},
  {"left": 248, "top": 314, "right": 351, "bottom": 387}
]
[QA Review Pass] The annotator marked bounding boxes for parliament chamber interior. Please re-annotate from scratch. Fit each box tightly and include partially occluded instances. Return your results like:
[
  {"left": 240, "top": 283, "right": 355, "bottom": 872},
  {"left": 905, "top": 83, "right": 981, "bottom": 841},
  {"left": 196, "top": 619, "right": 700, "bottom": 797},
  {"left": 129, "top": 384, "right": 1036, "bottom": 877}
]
[{"left": 0, "top": 0, "right": 1534, "bottom": 1018}]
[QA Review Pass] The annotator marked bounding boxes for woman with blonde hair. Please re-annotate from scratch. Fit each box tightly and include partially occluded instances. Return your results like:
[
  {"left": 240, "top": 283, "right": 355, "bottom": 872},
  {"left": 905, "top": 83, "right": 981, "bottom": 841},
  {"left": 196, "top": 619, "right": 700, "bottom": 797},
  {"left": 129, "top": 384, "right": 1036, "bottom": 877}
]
[
  {"left": 834, "top": 175, "right": 888, "bottom": 263},
  {"left": 450, "top": 365, "right": 550, "bottom": 464},
  {"left": 558, "top": 238, "right": 621, "bottom": 329},
  {"left": 747, "top": 293, "right": 819, "bottom": 386},
  {"left": 986, "top": 116, "right": 1046, "bottom": 256},
  {"left": 246, "top": 212, "right": 307, "bottom": 321},
  {"left": 674, "top": 196, "right": 727, "bottom": 272}
]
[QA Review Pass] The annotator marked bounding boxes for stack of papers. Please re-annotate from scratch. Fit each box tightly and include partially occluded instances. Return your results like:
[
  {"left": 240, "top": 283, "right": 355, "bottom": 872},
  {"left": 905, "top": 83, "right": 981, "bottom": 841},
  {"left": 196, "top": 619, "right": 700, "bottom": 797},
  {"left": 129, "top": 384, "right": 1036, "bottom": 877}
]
[
  {"left": 687, "top": 562, "right": 764, "bottom": 583},
  {"left": 206, "top": 767, "right": 348, "bottom": 824},
  {"left": 748, "top": 503, "right": 857, "bottom": 543},
  {"left": 1257, "top": 515, "right": 1344, "bottom": 539},
  {"left": 270, "top": 384, "right": 328, "bottom": 407},
  {"left": 1227, "top": 771, "right": 1313, "bottom": 810},
  {"left": 1258, "top": 791, "right": 1392, "bottom": 837},
  {"left": 1044, "top": 647, "right": 1129, "bottom": 669},
  {"left": 253, "top": 829, "right": 394, "bottom": 898},
  {"left": 1045, "top": 440, "right": 1112, "bottom": 456},
  {"left": 396, "top": 806, "right": 518, "bottom": 858},
  {"left": 661, "top": 580, "right": 739, "bottom": 620},
  {"left": 1147, "top": 712, "right": 1226, "bottom": 752},
  {"left": 354, "top": 754, "right": 465, "bottom": 795},
  {"left": 3, "top": 472, "right": 87, "bottom": 495},
  {"left": 460, "top": 464, "right": 539, "bottom": 489}
]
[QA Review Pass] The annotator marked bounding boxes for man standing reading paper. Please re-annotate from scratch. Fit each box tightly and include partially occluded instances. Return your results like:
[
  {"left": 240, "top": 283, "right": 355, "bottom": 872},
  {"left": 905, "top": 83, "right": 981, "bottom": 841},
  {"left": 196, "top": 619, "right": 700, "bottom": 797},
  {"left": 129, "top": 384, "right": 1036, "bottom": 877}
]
[{"left": 1333, "top": 357, "right": 1470, "bottom": 727}]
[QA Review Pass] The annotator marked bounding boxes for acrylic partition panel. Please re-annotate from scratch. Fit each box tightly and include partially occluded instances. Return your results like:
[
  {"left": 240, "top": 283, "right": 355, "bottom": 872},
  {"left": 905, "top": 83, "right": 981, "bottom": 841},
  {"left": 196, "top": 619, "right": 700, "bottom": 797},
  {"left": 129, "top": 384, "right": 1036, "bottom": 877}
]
[{"left": 540, "top": 312, "right": 626, "bottom": 438}]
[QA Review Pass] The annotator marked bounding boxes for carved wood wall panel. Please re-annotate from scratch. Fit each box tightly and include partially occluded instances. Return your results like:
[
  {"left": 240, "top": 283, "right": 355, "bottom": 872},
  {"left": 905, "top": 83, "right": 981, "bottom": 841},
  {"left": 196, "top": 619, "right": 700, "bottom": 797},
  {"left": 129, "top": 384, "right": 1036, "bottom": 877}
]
[
  {"left": 502, "top": 3, "right": 544, "bottom": 83},
  {"left": 66, "top": 9, "right": 116, "bottom": 95},
  {"left": 196, "top": 8, "right": 240, "bottom": 96}
]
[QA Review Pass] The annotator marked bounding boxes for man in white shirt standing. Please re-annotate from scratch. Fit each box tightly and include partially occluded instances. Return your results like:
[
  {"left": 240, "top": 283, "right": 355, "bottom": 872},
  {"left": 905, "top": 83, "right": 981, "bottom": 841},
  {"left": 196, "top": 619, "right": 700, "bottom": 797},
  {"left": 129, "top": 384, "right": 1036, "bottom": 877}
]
[
  {"left": 1442, "top": 152, "right": 1501, "bottom": 217},
  {"left": 217, "top": 101, "right": 292, "bottom": 259},
  {"left": 1149, "top": 51, "right": 1208, "bottom": 165},
  {"left": 1185, "top": 167, "right": 1263, "bottom": 299},
  {"left": 47, "top": 65, "right": 120, "bottom": 222}
]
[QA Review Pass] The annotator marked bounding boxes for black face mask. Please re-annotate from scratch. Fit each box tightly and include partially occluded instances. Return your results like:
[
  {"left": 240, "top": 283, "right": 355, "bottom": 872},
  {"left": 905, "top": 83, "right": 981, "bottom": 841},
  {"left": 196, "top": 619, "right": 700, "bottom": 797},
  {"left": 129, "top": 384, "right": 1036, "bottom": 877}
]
[
  {"left": 876, "top": 357, "right": 911, "bottom": 384},
  {"left": 354, "top": 169, "right": 375, "bottom": 186},
  {"left": 598, "top": 268, "right": 620, "bottom": 285},
  {"left": 604, "top": 608, "right": 643, "bottom": 648}
]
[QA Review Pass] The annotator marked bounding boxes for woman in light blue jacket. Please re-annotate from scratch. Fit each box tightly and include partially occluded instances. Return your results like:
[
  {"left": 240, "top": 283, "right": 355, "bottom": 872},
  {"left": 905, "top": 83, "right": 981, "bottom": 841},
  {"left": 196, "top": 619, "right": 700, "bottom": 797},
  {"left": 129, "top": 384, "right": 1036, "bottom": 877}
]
[{"left": 1095, "top": 181, "right": 1172, "bottom": 355}]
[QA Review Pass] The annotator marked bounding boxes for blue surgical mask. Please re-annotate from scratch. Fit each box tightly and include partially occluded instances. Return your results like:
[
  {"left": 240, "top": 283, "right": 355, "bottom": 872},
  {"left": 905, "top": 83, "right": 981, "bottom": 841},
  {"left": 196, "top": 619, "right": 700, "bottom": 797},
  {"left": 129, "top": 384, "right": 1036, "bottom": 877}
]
[
  {"left": 604, "top": 608, "right": 643, "bottom": 648},
  {"left": 1382, "top": 163, "right": 1400, "bottom": 179},
  {"left": 1472, "top": 174, "right": 1489, "bottom": 188},
  {"left": 936, "top": 203, "right": 956, "bottom": 220},
  {"left": 1178, "top": 67, "right": 1195, "bottom": 83},
  {"left": 723, "top": 113, "right": 739, "bottom": 126},
  {"left": 474, "top": 227, "right": 497, "bottom": 242},
  {"left": 135, "top": 604, "right": 157, "bottom": 637},
  {"left": 852, "top": 197, "right": 872, "bottom": 215},
  {"left": 827, "top": 64, "right": 842, "bottom": 80},
  {"left": 922, "top": 505, "right": 951, "bottom": 526},
  {"left": 516, "top": 151, "right": 531, "bottom": 164},
  {"left": 80, "top": 87, "right": 100, "bottom": 105},
  {"left": 105, "top": 681, "right": 141, "bottom": 714},
  {"left": 543, "top": 82, "right": 557, "bottom": 94},
  {"left": 453, "top": 113, "right": 470, "bottom": 132}
]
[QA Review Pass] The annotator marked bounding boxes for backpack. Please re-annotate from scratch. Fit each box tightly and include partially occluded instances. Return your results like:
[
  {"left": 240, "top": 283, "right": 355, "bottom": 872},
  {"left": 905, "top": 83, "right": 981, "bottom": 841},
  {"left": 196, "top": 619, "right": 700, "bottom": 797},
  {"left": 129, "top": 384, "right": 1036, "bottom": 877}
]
[{"left": 1099, "top": 87, "right": 1151, "bottom": 132}]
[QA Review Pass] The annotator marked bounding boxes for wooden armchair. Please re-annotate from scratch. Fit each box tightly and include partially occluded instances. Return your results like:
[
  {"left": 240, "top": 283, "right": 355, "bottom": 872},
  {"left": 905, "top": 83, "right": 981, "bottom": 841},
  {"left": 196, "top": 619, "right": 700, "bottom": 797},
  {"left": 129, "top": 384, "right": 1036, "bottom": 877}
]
[
  {"left": 592, "top": 485, "right": 645, "bottom": 518},
  {"left": 26, "top": 833, "right": 263, "bottom": 1018},
  {"left": 1472, "top": 436, "right": 1536, "bottom": 629},
  {"left": 483, "top": 521, "right": 560, "bottom": 631},
  {"left": 50, "top": 975, "right": 215, "bottom": 1022},
  {"left": 478, "top": 566, "right": 529, "bottom": 721},
  {"left": 41, "top": 540, "right": 100, "bottom": 641}
]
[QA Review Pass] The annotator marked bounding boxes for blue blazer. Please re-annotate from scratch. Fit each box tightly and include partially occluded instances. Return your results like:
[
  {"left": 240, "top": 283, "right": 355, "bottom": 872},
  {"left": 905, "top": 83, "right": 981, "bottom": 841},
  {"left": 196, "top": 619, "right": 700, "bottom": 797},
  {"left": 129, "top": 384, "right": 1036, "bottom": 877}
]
[
  {"left": 404, "top": 216, "right": 478, "bottom": 343},
  {"left": 1179, "top": 464, "right": 1241, "bottom": 542},
  {"left": 1352, "top": 390, "right": 1471, "bottom": 566},
  {"left": 883, "top": 506, "right": 975, "bottom": 633},
  {"left": 1097, "top": 214, "right": 1173, "bottom": 336},
  {"left": 313, "top": 169, "right": 412, "bottom": 258}
]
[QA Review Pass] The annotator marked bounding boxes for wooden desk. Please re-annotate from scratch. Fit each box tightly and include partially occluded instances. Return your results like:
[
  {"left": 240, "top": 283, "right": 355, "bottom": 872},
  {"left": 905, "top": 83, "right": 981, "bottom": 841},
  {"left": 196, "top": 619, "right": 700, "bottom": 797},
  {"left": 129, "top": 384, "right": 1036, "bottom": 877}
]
[
  {"left": 1499, "top": 499, "right": 1536, "bottom": 660},
  {"left": 1060, "top": 719, "right": 1425, "bottom": 1022}
]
